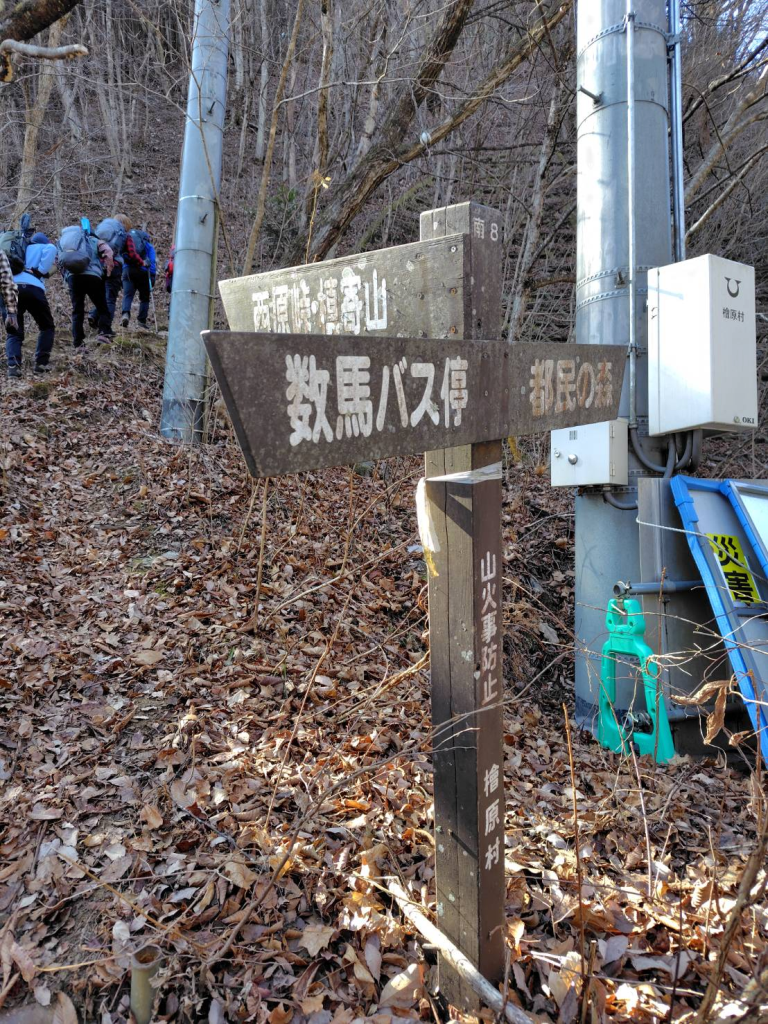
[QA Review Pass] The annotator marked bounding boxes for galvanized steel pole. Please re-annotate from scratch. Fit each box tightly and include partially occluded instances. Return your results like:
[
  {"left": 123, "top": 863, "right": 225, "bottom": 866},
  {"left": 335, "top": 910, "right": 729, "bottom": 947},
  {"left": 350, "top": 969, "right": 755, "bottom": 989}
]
[
  {"left": 573, "top": 0, "right": 672, "bottom": 728},
  {"left": 160, "top": 0, "right": 230, "bottom": 441}
]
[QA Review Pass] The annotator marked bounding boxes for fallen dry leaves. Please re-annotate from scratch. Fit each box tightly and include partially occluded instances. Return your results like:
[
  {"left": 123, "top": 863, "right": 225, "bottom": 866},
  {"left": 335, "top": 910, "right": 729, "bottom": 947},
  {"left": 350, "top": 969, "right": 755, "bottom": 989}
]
[{"left": 0, "top": 347, "right": 766, "bottom": 1023}]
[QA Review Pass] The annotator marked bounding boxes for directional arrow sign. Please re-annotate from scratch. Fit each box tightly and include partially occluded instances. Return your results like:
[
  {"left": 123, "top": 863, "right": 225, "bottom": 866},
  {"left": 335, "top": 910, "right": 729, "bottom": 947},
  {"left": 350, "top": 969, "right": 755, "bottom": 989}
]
[{"left": 204, "top": 330, "right": 625, "bottom": 478}]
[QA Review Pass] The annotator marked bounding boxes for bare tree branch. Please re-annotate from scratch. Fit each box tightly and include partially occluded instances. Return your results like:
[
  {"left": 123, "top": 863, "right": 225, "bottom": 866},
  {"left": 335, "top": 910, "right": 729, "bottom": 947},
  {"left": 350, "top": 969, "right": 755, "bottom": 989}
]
[
  {"left": 291, "top": 0, "right": 572, "bottom": 263},
  {"left": 0, "top": 0, "right": 83, "bottom": 44}
]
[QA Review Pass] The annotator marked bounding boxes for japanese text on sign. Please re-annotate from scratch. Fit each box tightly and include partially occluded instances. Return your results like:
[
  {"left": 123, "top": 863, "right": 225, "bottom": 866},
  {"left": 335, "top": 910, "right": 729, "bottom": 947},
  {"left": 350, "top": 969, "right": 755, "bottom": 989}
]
[
  {"left": 528, "top": 358, "right": 613, "bottom": 418},
  {"left": 285, "top": 353, "right": 469, "bottom": 447},
  {"left": 478, "top": 548, "right": 503, "bottom": 874},
  {"left": 722, "top": 307, "right": 745, "bottom": 322},
  {"left": 254, "top": 268, "right": 388, "bottom": 336},
  {"left": 707, "top": 533, "right": 761, "bottom": 606}
]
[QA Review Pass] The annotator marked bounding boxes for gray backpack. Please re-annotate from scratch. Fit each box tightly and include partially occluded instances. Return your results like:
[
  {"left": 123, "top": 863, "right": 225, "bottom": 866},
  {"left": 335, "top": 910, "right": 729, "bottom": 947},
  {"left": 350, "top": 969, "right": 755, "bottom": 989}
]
[
  {"left": 58, "top": 225, "right": 93, "bottom": 275},
  {"left": 96, "top": 217, "right": 127, "bottom": 256}
]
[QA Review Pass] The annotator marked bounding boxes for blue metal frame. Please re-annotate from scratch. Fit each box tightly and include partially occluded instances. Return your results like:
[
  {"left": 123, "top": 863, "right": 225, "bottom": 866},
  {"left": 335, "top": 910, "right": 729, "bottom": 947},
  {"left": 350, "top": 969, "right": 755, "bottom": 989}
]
[{"left": 670, "top": 475, "right": 768, "bottom": 759}]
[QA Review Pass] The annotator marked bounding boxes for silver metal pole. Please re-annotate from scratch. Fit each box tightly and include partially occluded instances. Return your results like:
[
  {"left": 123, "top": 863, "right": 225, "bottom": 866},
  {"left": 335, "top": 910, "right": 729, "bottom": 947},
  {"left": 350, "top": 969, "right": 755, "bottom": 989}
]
[
  {"left": 669, "top": 0, "right": 686, "bottom": 261},
  {"left": 626, "top": 5, "right": 637, "bottom": 427},
  {"left": 160, "top": 0, "right": 231, "bottom": 441},
  {"left": 573, "top": 0, "right": 672, "bottom": 730}
]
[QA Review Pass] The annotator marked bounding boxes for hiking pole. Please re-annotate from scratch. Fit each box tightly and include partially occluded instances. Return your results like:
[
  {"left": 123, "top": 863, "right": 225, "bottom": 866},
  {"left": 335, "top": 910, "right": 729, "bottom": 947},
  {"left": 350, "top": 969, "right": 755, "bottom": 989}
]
[{"left": 147, "top": 265, "right": 158, "bottom": 333}]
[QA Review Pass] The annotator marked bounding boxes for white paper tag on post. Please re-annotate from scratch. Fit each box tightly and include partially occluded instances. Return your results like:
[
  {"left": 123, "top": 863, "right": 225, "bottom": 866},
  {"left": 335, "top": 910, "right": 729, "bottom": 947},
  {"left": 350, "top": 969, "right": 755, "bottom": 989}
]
[{"left": 415, "top": 477, "right": 440, "bottom": 577}]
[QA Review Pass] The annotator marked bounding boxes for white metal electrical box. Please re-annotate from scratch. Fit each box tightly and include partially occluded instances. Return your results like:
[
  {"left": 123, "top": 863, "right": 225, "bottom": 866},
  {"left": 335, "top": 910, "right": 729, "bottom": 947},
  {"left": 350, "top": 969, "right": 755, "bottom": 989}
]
[
  {"left": 551, "top": 419, "right": 628, "bottom": 487},
  {"left": 647, "top": 254, "right": 757, "bottom": 436}
]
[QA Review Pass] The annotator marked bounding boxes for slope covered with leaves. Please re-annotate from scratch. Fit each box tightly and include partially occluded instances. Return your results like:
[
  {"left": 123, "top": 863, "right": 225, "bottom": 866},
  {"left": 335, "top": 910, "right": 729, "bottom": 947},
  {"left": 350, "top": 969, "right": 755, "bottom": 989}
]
[{"left": 0, "top": 345, "right": 765, "bottom": 1023}]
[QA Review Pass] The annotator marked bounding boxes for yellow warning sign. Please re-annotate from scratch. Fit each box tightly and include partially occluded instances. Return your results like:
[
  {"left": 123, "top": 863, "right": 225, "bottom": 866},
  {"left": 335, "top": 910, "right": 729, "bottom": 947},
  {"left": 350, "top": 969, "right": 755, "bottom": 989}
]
[{"left": 707, "top": 533, "right": 761, "bottom": 605}]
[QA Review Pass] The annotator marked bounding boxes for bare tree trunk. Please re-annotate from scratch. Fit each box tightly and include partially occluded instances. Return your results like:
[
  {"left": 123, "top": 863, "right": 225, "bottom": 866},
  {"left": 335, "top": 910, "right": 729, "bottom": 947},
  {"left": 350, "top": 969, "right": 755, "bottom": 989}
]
[
  {"left": 314, "top": 0, "right": 333, "bottom": 175},
  {"left": 242, "top": 0, "right": 305, "bottom": 274},
  {"left": 285, "top": 62, "right": 297, "bottom": 188},
  {"left": 12, "top": 18, "right": 64, "bottom": 222},
  {"left": 505, "top": 80, "right": 564, "bottom": 338},
  {"left": 254, "top": 0, "right": 269, "bottom": 163},
  {"left": 353, "top": 22, "right": 385, "bottom": 164}
]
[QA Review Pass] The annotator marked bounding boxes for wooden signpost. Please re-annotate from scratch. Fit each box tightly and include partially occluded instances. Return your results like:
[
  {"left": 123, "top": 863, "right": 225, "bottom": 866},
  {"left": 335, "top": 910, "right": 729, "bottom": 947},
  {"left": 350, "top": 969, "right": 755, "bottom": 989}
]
[{"left": 209, "top": 203, "right": 625, "bottom": 1012}]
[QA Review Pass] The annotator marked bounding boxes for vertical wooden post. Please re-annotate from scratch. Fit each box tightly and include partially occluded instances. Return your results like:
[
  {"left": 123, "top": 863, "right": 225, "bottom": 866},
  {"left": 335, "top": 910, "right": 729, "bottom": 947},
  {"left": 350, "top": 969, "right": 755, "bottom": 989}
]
[{"left": 421, "top": 203, "right": 506, "bottom": 1010}]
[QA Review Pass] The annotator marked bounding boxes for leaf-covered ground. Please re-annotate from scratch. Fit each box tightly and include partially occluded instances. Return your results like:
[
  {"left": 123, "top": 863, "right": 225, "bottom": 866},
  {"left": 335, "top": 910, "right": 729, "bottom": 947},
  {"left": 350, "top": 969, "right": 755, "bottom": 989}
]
[{"left": 0, "top": 341, "right": 765, "bottom": 1023}]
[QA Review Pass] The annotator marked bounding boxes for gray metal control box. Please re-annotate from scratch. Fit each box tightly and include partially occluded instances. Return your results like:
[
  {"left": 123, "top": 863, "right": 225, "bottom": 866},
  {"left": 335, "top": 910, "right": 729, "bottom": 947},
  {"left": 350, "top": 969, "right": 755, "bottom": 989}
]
[{"left": 551, "top": 419, "right": 628, "bottom": 487}]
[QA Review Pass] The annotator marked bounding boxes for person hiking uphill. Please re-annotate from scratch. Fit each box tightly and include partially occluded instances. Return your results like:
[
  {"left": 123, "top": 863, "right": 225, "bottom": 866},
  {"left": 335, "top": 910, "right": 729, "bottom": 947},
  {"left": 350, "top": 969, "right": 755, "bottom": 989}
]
[
  {"left": 0, "top": 250, "right": 19, "bottom": 369},
  {"left": 58, "top": 218, "right": 114, "bottom": 347},
  {"left": 120, "top": 224, "right": 155, "bottom": 330},
  {"left": 0, "top": 211, "right": 31, "bottom": 325},
  {"left": 88, "top": 213, "right": 146, "bottom": 331},
  {"left": 5, "top": 232, "right": 57, "bottom": 378}
]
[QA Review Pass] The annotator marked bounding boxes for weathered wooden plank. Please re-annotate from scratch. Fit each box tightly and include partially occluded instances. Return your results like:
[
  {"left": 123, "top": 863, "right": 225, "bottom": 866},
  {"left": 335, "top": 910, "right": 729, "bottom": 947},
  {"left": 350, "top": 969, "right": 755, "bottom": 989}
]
[
  {"left": 422, "top": 202, "right": 505, "bottom": 1011},
  {"left": 218, "top": 235, "right": 474, "bottom": 340},
  {"left": 203, "top": 330, "right": 624, "bottom": 478}
]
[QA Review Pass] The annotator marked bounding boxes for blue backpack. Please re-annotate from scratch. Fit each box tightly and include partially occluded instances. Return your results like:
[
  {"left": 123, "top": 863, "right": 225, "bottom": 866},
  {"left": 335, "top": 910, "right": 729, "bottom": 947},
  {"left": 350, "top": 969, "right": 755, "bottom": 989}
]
[{"left": 130, "top": 229, "right": 150, "bottom": 257}]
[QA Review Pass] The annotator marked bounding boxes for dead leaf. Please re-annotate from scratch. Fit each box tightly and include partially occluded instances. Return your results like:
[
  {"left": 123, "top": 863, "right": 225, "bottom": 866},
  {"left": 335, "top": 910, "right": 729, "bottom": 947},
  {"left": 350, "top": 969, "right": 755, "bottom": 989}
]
[
  {"left": 133, "top": 649, "right": 163, "bottom": 666},
  {"left": 549, "top": 952, "right": 583, "bottom": 1008},
  {"left": 378, "top": 963, "right": 425, "bottom": 1008},
  {"left": 673, "top": 678, "right": 731, "bottom": 706},
  {"left": 100, "top": 855, "right": 133, "bottom": 882},
  {"left": 630, "top": 951, "right": 692, "bottom": 981},
  {"left": 364, "top": 935, "right": 382, "bottom": 982},
  {"left": 299, "top": 923, "right": 336, "bottom": 957},
  {"left": 29, "top": 804, "right": 63, "bottom": 821},
  {"left": 705, "top": 685, "right": 728, "bottom": 744},
  {"left": 599, "top": 935, "right": 629, "bottom": 964},
  {"left": 140, "top": 804, "right": 163, "bottom": 829},
  {"left": 52, "top": 992, "right": 79, "bottom": 1024},
  {"left": 223, "top": 859, "right": 257, "bottom": 889},
  {"left": 268, "top": 1003, "right": 293, "bottom": 1024},
  {"left": 34, "top": 983, "right": 52, "bottom": 1006},
  {"left": 10, "top": 939, "right": 37, "bottom": 982}
]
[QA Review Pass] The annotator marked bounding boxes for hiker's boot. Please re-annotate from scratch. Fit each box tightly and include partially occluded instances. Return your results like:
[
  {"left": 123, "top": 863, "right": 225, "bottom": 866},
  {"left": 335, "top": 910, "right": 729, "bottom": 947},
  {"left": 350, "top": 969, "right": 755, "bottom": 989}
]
[
  {"left": 120, "top": 314, "right": 129, "bottom": 328},
  {"left": 136, "top": 321, "right": 150, "bottom": 333},
  {"left": 7, "top": 363, "right": 21, "bottom": 379},
  {"left": 34, "top": 362, "right": 51, "bottom": 374},
  {"left": 97, "top": 334, "right": 113, "bottom": 345}
]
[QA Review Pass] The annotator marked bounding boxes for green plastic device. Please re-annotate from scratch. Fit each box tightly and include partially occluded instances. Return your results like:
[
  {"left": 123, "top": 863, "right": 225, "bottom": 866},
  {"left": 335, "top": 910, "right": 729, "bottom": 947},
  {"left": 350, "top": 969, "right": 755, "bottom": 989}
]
[{"left": 598, "top": 597, "right": 675, "bottom": 764}]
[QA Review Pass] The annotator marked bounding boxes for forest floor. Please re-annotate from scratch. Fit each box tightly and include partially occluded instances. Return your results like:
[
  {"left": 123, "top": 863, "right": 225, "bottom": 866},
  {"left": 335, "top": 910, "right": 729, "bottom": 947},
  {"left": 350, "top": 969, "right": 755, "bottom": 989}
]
[{"left": 0, "top": 336, "right": 766, "bottom": 1024}]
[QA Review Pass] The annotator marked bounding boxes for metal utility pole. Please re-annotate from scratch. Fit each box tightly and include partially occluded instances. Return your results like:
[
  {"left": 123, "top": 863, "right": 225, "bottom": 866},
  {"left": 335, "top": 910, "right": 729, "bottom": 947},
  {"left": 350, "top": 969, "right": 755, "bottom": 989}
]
[
  {"left": 160, "top": 0, "right": 230, "bottom": 441},
  {"left": 573, "top": 0, "right": 674, "bottom": 726}
]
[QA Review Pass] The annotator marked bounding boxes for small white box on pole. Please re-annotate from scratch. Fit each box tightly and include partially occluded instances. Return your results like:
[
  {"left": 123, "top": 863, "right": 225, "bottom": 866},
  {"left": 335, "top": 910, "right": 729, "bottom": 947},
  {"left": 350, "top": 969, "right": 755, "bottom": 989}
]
[
  {"left": 551, "top": 419, "right": 628, "bottom": 487},
  {"left": 647, "top": 255, "right": 757, "bottom": 435}
]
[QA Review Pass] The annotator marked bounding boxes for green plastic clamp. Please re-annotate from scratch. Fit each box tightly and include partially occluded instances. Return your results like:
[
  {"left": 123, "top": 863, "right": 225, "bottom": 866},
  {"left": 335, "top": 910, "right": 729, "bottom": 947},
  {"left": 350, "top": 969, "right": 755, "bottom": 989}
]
[{"left": 598, "top": 597, "right": 675, "bottom": 764}]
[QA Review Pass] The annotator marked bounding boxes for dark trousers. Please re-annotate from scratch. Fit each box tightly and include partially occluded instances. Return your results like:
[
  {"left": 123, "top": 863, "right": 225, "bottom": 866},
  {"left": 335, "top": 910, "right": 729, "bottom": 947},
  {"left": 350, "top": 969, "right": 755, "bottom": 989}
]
[
  {"left": 121, "top": 266, "right": 151, "bottom": 324},
  {"left": 5, "top": 283, "right": 55, "bottom": 367},
  {"left": 69, "top": 274, "right": 111, "bottom": 345},
  {"left": 89, "top": 262, "right": 123, "bottom": 328}
]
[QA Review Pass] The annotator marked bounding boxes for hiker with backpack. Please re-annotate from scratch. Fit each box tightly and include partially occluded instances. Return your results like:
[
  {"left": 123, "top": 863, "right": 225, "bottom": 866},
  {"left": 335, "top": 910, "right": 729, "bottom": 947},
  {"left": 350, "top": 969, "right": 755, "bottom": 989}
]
[
  {"left": 88, "top": 213, "right": 146, "bottom": 331},
  {"left": 0, "top": 250, "right": 19, "bottom": 350},
  {"left": 120, "top": 224, "right": 155, "bottom": 330},
  {"left": 58, "top": 218, "right": 114, "bottom": 347},
  {"left": 5, "top": 231, "right": 57, "bottom": 378},
  {"left": 0, "top": 212, "right": 31, "bottom": 325}
]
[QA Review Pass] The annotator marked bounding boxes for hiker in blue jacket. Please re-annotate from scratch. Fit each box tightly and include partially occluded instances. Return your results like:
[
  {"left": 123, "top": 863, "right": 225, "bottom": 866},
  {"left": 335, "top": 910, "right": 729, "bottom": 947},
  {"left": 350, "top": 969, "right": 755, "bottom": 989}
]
[
  {"left": 6, "top": 232, "right": 57, "bottom": 377},
  {"left": 121, "top": 227, "right": 155, "bottom": 330}
]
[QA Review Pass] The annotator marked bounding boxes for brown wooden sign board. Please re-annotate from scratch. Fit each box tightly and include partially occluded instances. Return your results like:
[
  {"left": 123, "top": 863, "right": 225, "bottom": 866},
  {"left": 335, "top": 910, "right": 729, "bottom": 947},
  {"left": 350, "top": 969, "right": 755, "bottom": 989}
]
[
  {"left": 212, "top": 200, "right": 626, "bottom": 1015},
  {"left": 219, "top": 234, "right": 474, "bottom": 341},
  {"left": 203, "top": 330, "right": 624, "bottom": 478}
]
